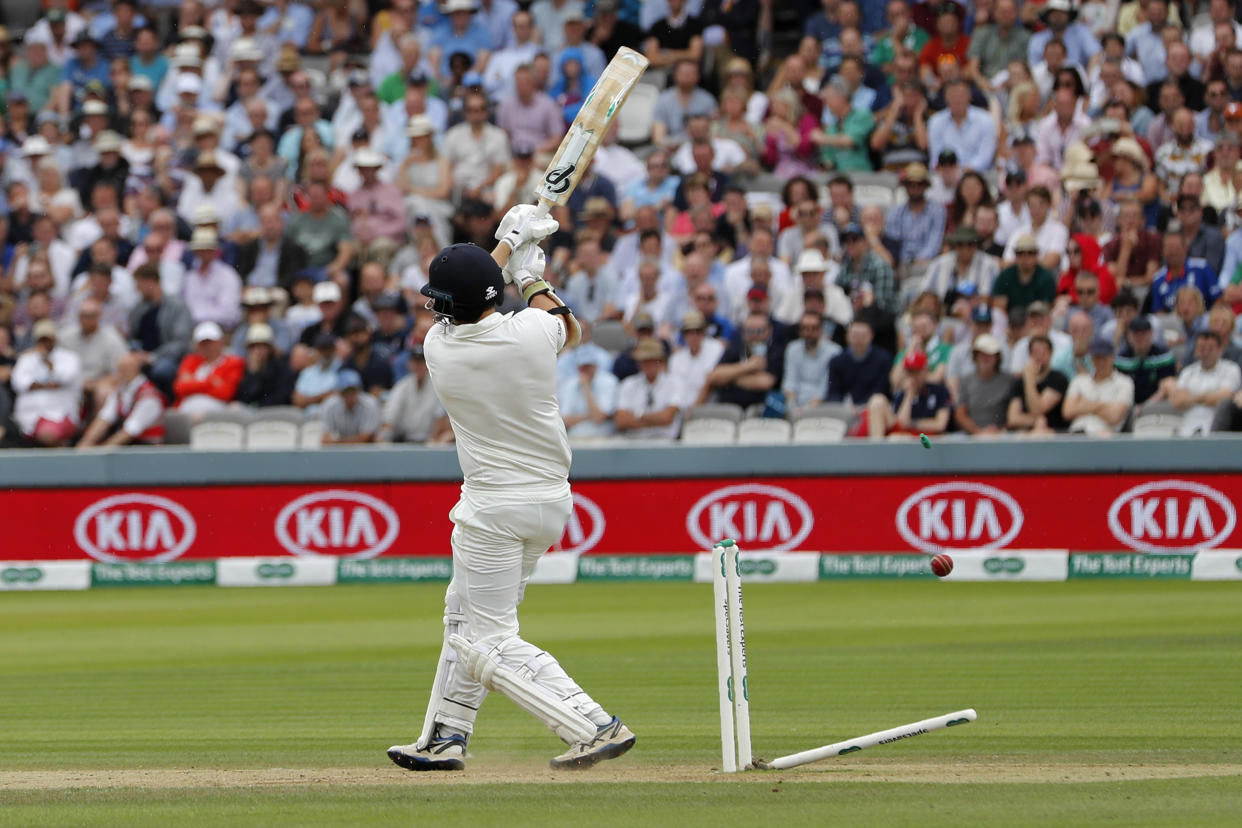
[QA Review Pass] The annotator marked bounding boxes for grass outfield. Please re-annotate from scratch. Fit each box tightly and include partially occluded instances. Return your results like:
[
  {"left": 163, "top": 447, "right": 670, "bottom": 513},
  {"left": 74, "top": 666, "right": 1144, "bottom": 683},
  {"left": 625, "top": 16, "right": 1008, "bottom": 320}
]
[{"left": 2, "top": 580, "right": 1241, "bottom": 825}]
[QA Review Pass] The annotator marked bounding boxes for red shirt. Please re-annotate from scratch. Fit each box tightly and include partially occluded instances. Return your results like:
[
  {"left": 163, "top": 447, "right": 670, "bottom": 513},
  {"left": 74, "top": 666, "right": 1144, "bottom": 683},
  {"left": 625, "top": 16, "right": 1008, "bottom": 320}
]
[
  {"left": 919, "top": 34, "right": 970, "bottom": 69},
  {"left": 173, "top": 353, "right": 245, "bottom": 406}
]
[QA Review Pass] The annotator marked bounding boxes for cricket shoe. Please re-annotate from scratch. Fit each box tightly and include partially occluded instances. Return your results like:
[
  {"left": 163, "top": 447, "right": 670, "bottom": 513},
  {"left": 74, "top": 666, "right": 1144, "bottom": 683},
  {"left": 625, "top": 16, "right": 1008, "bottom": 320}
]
[
  {"left": 387, "top": 735, "right": 467, "bottom": 771},
  {"left": 549, "top": 717, "right": 636, "bottom": 770}
]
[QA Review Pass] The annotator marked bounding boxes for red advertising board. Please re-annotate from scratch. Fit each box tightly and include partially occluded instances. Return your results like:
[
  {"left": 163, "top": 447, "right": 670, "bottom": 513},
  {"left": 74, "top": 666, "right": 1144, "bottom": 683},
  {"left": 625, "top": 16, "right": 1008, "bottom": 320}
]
[{"left": 4, "top": 474, "right": 1241, "bottom": 563}]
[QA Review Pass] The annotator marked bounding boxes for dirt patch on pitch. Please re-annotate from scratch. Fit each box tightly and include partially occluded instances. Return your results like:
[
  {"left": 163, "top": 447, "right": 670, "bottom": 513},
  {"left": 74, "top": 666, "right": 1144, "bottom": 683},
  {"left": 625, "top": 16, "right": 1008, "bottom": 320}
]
[{"left": 3, "top": 761, "right": 1241, "bottom": 790}]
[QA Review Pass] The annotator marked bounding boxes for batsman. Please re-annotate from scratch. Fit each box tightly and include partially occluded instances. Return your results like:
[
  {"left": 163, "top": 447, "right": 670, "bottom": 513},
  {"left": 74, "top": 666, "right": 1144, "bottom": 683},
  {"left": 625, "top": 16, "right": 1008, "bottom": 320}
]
[{"left": 387, "top": 205, "right": 636, "bottom": 772}]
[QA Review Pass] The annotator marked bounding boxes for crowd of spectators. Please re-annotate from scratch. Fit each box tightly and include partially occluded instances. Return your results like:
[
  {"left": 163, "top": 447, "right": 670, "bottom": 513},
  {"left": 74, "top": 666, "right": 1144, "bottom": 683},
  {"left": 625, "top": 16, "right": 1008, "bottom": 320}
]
[{"left": 5, "top": 0, "right": 1242, "bottom": 450}]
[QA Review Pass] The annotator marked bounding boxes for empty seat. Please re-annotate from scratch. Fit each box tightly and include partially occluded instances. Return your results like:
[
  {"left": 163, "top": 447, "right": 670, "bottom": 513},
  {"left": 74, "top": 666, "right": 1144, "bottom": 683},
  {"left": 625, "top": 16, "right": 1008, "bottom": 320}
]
[
  {"left": 299, "top": 419, "right": 324, "bottom": 449},
  {"left": 686, "top": 403, "right": 744, "bottom": 423},
  {"left": 1132, "top": 401, "right": 1182, "bottom": 437},
  {"left": 162, "top": 410, "right": 191, "bottom": 445},
  {"left": 793, "top": 418, "right": 848, "bottom": 443},
  {"left": 681, "top": 418, "right": 738, "bottom": 444},
  {"left": 190, "top": 420, "right": 245, "bottom": 450},
  {"left": 736, "top": 418, "right": 792, "bottom": 444},
  {"left": 853, "top": 184, "right": 894, "bottom": 210},
  {"left": 246, "top": 419, "right": 300, "bottom": 449}
]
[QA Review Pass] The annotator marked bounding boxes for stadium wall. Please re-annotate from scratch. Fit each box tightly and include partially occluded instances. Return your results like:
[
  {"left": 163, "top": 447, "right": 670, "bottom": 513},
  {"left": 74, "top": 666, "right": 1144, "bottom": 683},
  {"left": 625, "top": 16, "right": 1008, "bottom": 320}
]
[{"left": 3, "top": 440, "right": 1242, "bottom": 588}]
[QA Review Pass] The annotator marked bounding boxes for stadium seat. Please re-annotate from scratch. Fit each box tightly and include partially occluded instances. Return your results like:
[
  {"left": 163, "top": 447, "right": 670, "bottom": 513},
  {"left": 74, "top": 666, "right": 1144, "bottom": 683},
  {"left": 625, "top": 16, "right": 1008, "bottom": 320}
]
[
  {"left": 591, "top": 320, "right": 631, "bottom": 353},
  {"left": 853, "top": 184, "right": 894, "bottom": 210},
  {"left": 246, "top": 416, "right": 301, "bottom": 450},
  {"left": 737, "top": 418, "right": 792, "bottom": 444},
  {"left": 162, "top": 410, "right": 191, "bottom": 445},
  {"left": 300, "top": 419, "right": 324, "bottom": 449},
  {"left": 680, "top": 418, "right": 737, "bottom": 444},
  {"left": 1133, "top": 401, "right": 1183, "bottom": 437},
  {"left": 616, "top": 82, "right": 659, "bottom": 146},
  {"left": 190, "top": 420, "right": 246, "bottom": 450},
  {"left": 686, "top": 403, "right": 744, "bottom": 423},
  {"left": 793, "top": 403, "right": 855, "bottom": 444}
]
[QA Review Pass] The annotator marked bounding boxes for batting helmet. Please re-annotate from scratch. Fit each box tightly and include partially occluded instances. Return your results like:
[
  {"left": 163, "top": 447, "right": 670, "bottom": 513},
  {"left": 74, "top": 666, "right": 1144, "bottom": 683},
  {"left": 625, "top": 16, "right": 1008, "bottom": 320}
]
[{"left": 421, "top": 243, "right": 505, "bottom": 323}]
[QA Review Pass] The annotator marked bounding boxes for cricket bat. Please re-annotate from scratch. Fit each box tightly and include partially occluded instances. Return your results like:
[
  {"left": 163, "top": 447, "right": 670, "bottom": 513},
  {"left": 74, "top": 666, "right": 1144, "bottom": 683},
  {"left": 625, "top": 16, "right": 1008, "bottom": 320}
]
[{"left": 534, "top": 46, "right": 649, "bottom": 217}]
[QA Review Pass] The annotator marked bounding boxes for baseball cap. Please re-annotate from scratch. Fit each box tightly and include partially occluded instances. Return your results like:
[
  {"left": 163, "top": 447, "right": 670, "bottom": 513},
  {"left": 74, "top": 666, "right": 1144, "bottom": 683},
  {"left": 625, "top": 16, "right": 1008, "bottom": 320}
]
[
  {"left": 746, "top": 286, "right": 769, "bottom": 300},
  {"left": 176, "top": 73, "right": 203, "bottom": 95},
  {"left": 231, "top": 37, "right": 264, "bottom": 62},
  {"left": 1088, "top": 337, "right": 1116, "bottom": 357},
  {"left": 937, "top": 148, "right": 959, "bottom": 166},
  {"left": 972, "top": 333, "right": 1002, "bottom": 355},
  {"left": 1128, "top": 316, "right": 1153, "bottom": 333},
  {"left": 337, "top": 370, "right": 363, "bottom": 391},
  {"left": 242, "top": 286, "right": 272, "bottom": 306},
  {"left": 313, "top": 332, "right": 337, "bottom": 350},
  {"left": 840, "top": 222, "right": 864, "bottom": 240},
  {"left": 1027, "top": 301, "right": 1051, "bottom": 317},
  {"left": 193, "top": 321, "right": 224, "bottom": 343},
  {"left": 632, "top": 311, "right": 655, "bottom": 331},
  {"left": 373, "top": 292, "right": 406, "bottom": 313},
  {"left": 32, "top": 319, "right": 58, "bottom": 341},
  {"left": 1013, "top": 234, "right": 1039, "bottom": 254},
  {"left": 313, "top": 281, "right": 342, "bottom": 303},
  {"left": 970, "top": 305, "right": 993, "bottom": 324},
  {"left": 245, "top": 322, "right": 275, "bottom": 346},
  {"left": 902, "top": 350, "right": 929, "bottom": 371},
  {"left": 946, "top": 225, "right": 981, "bottom": 246}
]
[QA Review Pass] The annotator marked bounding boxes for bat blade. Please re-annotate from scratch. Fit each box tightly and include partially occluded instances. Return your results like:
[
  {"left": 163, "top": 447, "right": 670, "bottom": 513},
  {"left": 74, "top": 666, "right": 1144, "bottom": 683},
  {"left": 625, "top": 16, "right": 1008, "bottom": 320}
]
[{"left": 536, "top": 46, "right": 649, "bottom": 211}]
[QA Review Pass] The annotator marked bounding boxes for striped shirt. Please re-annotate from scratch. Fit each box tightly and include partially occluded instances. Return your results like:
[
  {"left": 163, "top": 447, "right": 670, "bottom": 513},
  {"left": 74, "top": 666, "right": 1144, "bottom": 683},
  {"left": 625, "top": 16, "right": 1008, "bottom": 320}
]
[{"left": 920, "top": 251, "right": 999, "bottom": 299}]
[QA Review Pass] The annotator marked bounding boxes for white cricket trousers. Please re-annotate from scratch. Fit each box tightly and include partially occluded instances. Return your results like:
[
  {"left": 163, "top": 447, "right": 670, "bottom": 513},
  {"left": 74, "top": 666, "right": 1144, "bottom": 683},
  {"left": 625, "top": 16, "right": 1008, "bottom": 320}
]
[{"left": 436, "top": 491, "right": 608, "bottom": 736}]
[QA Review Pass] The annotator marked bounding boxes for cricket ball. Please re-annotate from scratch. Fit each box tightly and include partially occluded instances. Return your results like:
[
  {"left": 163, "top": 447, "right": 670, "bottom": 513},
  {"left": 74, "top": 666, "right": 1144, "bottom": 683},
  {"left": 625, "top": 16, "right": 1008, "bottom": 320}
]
[{"left": 930, "top": 553, "right": 954, "bottom": 578}]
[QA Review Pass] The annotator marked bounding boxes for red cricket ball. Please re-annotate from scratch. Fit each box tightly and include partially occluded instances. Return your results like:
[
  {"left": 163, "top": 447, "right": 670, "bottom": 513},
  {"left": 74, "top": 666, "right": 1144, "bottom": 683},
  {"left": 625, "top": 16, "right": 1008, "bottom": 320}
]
[{"left": 930, "top": 553, "right": 954, "bottom": 578}]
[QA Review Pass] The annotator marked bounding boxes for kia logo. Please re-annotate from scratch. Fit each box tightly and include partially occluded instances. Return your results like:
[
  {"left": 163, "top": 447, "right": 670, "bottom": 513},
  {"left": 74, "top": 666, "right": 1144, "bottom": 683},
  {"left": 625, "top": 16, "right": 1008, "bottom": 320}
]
[
  {"left": 686, "top": 484, "right": 813, "bottom": 551},
  {"left": 1107, "top": 480, "right": 1236, "bottom": 553},
  {"left": 551, "top": 493, "right": 605, "bottom": 555},
  {"left": 895, "top": 482, "right": 1023, "bottom": 553},
  {"left": 74, "top": 494, "right": 197, "bottom": 563},
  {"left": 274, "top": 490, "right": 399, "bottom": 559}
]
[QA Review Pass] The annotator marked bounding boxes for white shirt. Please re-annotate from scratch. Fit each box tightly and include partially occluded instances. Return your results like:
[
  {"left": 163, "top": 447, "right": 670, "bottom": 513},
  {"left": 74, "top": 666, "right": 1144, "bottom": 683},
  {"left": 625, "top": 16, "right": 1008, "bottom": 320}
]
[
  {"left": 615, "top": 370, "right": 682, "bottom": 440},
  {"left": 593, "top": 144, "right": 647, "bottom": 193},
  {"left": 11, "top": 348, "right": 83, "bottom": 433},
  {"left": 995, "top": 201, "right": 1031, "bottom": 248},
  {"left": 1002, "top": 219, "right": 1069, "bottom": 269},
  {"left": 623, "top": 290, "right": 678, "bottom": 330},
  {"left": 1066, "top": 371, "right": 1134, "bottom": 435},
  {"left": 1176, "top": 359, "right": 1242, "bottom": 435},
  {"left": 667, "top": 337, "right": 726, "bottom": 408},
  {"left": 1009, "top": 329, "right": 1073, "bottom": 373},
  {"left": 671, "top": 137, "right": 747, "bottom": 174},
  {"left": 722, "top": 256, "right": 795, "bottom": 317},
  {"left": 98, "top": 375, "right": 165, "bottom": 438},
  {"left": 425, "top": 309, "right": 571, "bottom": 499}
]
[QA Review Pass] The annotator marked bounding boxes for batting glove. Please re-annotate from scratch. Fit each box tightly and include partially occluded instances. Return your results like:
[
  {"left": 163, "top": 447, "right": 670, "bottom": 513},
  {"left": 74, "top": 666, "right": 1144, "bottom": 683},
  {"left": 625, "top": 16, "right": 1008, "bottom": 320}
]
[{"left": 496, "top": 204, "right": 559, "bottom": 252}]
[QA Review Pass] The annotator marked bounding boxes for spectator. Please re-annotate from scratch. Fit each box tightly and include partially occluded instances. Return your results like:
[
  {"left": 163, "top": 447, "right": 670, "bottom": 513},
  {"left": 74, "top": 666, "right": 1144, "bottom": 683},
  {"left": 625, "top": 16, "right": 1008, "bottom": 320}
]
[
  {"left": 587, "top": 0, "right": 645, "bottom": 63},
  {"left": 776, "top": 198, "right": 831, "bottom": 265},
  {"left": 611, "top": 312, "right": 670, "bottom": 381},
  {"left": 562, "top": 234, "right": 620, "bottom": 324},
  {"left": 128, "top": 264, "right": 193, "bottom": 395},
  {"left": 321, "top": 370, "right": 381, "bottom": 444},
  {"left": 1115, "top": 316, "right": 1177, "bottom": 404},
  {"left": 1002, "top": 187, "right": 1068, "bottom": 273},
  {"left": 839, "top": 223, "right": 898, "bottom": 316},
  {"left": 884, "top": 162, "right": 947, "bottom": 267},
  {"left": 968, "top": 0, "right": 1029, "bottom": 83},
  {"left": 927, "top": 78, "right": 996, "bottom": 172},
  {"left": 782, "top": 311, "right": 842, "bottom": 417},
  {"left": 57, "top": 297, "right": 127, "bottom": 403},
  {"left": 1203, "top": 132, "right": 1240, "bottom": 214},
  {"left": 76, "top": 351, "right": 165, "bottom": 447},
  {"left": 870, "top": 79, "right": 931, "bottom": 170},
  {"left": 286, "top": 182, "right": 356, "bottom": 284},
  {"left": 815, "top": 77, "right": 875, "bottom": 172},
  {"left": 706, "top": 312, "right": 785, "bottom": 410},
  {"left": 293, "top": 332, "right": 342, "bottom": 412},
  {"left": 173, "top": 322, "right": 245, "bottom": 418},
  {"left": 1006, "top": 334, "right": 1069, "bottom": 434},
  {"left": 1207, "top": 306, "right": 1242, "bottom": 364},
  {"left": 1149, "top": 227, "right": 1221, "bottom": 313},
  {"left": 231, "top": 287, "right": 294, "bottom": 357},
  {"left": 557, "top": 352, "right": 619, "bottom": 440},
  {"left": 615, "top": 338, "right": 681, "bottom": 439},
  {"left": 1058, "top": 235, "right": 1117, "bottom": 314},
  {"left": 894, "top": 309, "right": 954, "bottom": 386},
  {"left": 347, "top": 149, "right": 408, "bottom": 266},
  {"left": 917, "top": 1, "right": 970, "bottom": 92},
  {"left": 1155, "top": 109, "right": 1215, "bottom": 199},
  {"left": 828, "top": 319, "right": 892, "bottom": 405},
  {"left": 667, "top": 310, "right": 726, "bottom": 409},
  {"left": 483, "top": 11, "right": 539, "bottom": 98},
  {"left": 182, "top": 228, "right": 243, "bottom": 330},
  {"left": 234, "top": 204, "right": 310, "bottom": 293},
  {"left": 496, "top": 64, "right": 564, "bottom": 155},
  {"left": 1036, "top": 87, "right": 1091, "bottom": 170},
  {"left": 1010, "top": 301, "right": 1073, "bottom": 373},
  {"left": 1051, "top": 310, "right": 1097, "bottom": 380},
  {"left": 689, "top": 283, "right": 735, "bottom": 342},
  {"left": 993, "top": 234, "right": 1058, "bottom": 313},
  {"left": 1173, "top": 194, "right": 1226, "bottom": 277},
  {"left": 921, "top": 226, "right": 999, "bottom": 304},
  {"left": 234, "top": 322, "right": 296, "bottom": 408},
  {"left": 380, "top": 346, "right": 452, "bottom": 443},
  {"left": 954, "top": 334, "right": 1011, "bottom": 434},
  {"left": 1103, "top": 196, "right": 1161, "bottom": 295},
  {"left": 1165, "top": 329, "right": 1242, "bottom": 434},
  {"left": 1063, "top": 337, "right": 1134, "bottom": 436},
  {"left": 178, "top": 150, "right": 242, "bottom": 226},
  {"left": 643, "top": 1, "right": 705, "bottom": 71},
  {"left": 10, "top": 319, "right": 83, "bottom": 447},
  {"left": 1125, "top": 0, "right": 1172, "bottom": 86},
  {"left": 760, "top": 88, "right": 818, "bottom": 178},
  {"left": 342, "top": 315, "right": 394, "bottom": 396},
  {"left": 945, "top": 304, "right": 1009, "bottom": 398},
  {"left": 443, "top": 89, "right": 510, "bottom": 203},
  {"left": 865, "top": 350, "right": 951, "bottom": 440}
]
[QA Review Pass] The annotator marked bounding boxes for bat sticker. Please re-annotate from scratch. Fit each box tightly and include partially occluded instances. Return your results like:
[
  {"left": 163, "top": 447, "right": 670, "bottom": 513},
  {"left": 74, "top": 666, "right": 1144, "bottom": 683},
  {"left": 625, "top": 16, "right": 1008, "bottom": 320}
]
[{"left": 543, "top": 163, "right": 576, "bottom": 194}]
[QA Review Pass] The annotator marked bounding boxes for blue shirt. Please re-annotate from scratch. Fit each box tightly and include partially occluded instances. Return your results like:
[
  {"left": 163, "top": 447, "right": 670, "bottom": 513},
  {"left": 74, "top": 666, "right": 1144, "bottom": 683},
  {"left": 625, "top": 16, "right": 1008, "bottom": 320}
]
[
  {"left": 623, "top": 175, "right": 681, "bottom": 211},
  {"left": 1027, "top": 23, "right": 1100, "bottom": 68},
  {"left": 883, "top": 200, "right": 947, "bottom": 265},
  {"left": 130, "top": 54, "right": 168, "bottom": 90},
  {"left": 894, "top": 382, "right": 953, "bottom": 421},
  {"left": 277, "top": 122, "right": 336, "bottom": 176},
  {"left": 432, "top": 19, "right": 494, "bottom": 75},
  {"left": 1125, "top": 24, "right": 1167, "bottom": 85},
  {"left": 1149, "top": 258, "right": 1221, "bottom": 313},
  {"left": 828, "top": 346, "right": 892, "bottom": 404},
  {"left": 60, "top": 57, "right": 111, "bottom": 96},
  {"left": 927, "top": 106, "right": 996, "bottom": 172},
  {"left": 258, "top": 4, "right": 315, "bottom": 50},
  {"left": 1219, "top": 228, "right": 1242, "bottom": 289}
]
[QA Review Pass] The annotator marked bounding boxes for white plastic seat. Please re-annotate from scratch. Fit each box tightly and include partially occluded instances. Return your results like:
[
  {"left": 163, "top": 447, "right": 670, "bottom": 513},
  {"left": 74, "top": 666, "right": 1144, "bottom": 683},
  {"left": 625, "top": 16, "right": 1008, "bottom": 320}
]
[
  {"left": 680, "top": 418, "right": 738, "bottom": 444},
  {"left": 299, "top": 419, "right": 325, "bottom": 449},
  {"left": 246, "top": 419, "right": 300, "bottom": 449},
  {"left": 616, "top": 82, "right": 659, "bottom": 145},
  {"left": 793, "top": 418, "right": 848, "bottom": 443},
  {"left": 686, "top": 403, "right": 744, "bottom": 423},
  {"left": 189, "top": 420, "right": 245, "bottom": 450},
  {"left": 736, "top": 418, "right": 792, "bottom": 444}
]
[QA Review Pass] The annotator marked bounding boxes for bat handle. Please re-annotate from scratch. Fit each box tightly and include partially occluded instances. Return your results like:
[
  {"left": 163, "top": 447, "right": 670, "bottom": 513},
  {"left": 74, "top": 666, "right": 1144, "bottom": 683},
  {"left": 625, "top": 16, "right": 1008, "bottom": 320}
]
[{"left": 533, "top": 199, "right": 552, "bottom": 220}]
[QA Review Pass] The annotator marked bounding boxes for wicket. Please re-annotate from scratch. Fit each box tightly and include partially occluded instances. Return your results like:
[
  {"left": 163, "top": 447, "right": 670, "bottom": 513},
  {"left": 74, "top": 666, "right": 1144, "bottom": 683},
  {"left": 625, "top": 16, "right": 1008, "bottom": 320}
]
[
  {"left": 711, "top": 539, "right": 977, "bottom": 772},
  {"left": 712, "top": 539, "right": 752, "bottom": 772}
]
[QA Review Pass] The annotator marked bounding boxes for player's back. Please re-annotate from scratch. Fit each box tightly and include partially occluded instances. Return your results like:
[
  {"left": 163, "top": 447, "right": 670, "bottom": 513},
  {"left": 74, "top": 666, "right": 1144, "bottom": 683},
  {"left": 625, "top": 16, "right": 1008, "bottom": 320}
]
[{"left": 424, "top": 309, "right": 571, "bottom": 499}]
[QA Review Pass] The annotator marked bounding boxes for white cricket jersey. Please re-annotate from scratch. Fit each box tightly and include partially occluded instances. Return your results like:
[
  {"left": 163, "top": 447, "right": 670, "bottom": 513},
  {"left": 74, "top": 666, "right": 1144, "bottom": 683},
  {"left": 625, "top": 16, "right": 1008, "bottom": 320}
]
[{"left": 424, "top": 309, "right": 572, "bottom": 500}]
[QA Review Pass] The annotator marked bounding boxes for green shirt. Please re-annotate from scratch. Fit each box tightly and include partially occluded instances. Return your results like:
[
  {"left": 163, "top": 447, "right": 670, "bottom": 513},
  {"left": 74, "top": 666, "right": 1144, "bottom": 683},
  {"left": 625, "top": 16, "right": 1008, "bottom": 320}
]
[
  {"left": 9, "top": 60, "right": 62, "bottom": 113},
  {"left": 377, "top": 72, "right": 440, "bottom": 105},
  {"left": 895, "top": 340, "right": 954, "bottom": 372},
  {"left": 286, "top": 207, "right": 352, "bottom": 269},
  {"left": 966, "top": 23, "right": 1031, "bottom": 80},
  {"left": 871, "top": 28, "right": 929, "bottom": 72},
  {"left": 992, "top": 265, "right": 1057, "bottom": 312},
  {"left": 820, "top": 108, "right": 874, "bottom": 172}
]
